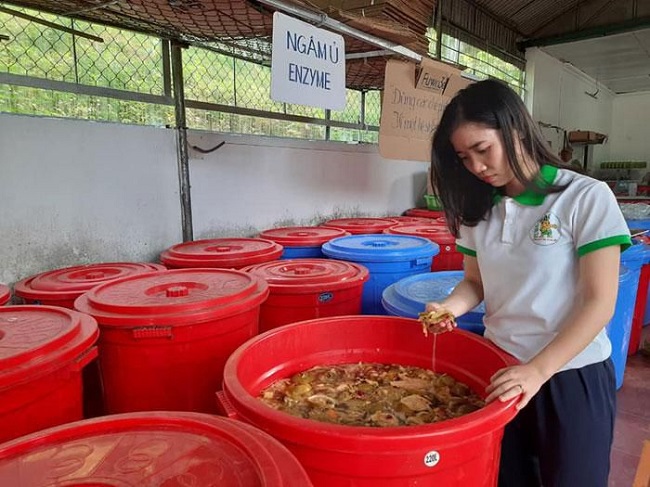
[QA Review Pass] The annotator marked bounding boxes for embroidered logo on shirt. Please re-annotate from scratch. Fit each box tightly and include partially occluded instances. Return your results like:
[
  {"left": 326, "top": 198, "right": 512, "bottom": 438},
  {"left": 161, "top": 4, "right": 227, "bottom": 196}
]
[{"left": 530, "top": 213, "right": 561, "bottom": 245}]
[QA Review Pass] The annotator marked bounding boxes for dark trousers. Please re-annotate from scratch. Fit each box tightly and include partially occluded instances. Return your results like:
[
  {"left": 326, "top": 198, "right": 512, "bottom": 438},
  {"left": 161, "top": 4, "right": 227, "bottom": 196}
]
[{"left": 498, "top": 359, "right": 616, "bottom": 487}]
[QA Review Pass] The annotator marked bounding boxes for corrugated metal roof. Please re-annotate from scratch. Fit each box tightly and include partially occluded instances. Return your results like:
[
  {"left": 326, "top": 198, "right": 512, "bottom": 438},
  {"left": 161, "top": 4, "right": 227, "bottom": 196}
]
[{"left": 3, "top": 0, "right": 649, "bottom": 90}]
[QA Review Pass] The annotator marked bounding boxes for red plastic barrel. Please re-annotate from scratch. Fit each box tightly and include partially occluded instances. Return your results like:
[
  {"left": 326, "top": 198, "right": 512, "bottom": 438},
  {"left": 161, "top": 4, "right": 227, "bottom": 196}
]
[
  {"left": 386, "top": 224, "right": 463, "bottom": 271},
  {"left": 321, "top": 217, "right": 398, "bottom": 234},
  {"left": 0, "top": 306, "right": 99, "bottom": 443},
  {"left": 0, "top": 412, "right": 312, "bottom": 486},
  {"left": 629, "top": 263, "right": 650, "bottom": 355},
  {"left": 161, "top": 238, "right": 283, "bottom": 269},
  {"left": 259, "top": 226, "right": 349, "bottom": 246},
  {"left": 242, "top": 258, "right": 369, "bottom": 332},
  {"left": 259, "top": 226, "right": 350, "bottom": 259},
  {"left": 0, "top": 285, "right": 9, "bottom": 306},
  {"left": 217, "top": 316, "right": 519, "bottom": 487},
  {"left": 74, "top": 268, "right": 269, "bottom": 414},
  {"left": 405, "top": 208, "right": 446, "bottom": 219},
  {"left": 14, "top": 262, "right": 166, "bottom": 308}
]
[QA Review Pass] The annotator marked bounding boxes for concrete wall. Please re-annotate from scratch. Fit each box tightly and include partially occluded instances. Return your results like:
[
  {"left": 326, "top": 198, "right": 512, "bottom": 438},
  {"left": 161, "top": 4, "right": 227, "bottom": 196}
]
[
  {"left": 526, "top": 47, "right": 615, "bottom": 169},
  {"left": 0, "top": 113, "right": 427, "bottom": 286},
  {"left": 188, "top": 131, "right": 427, "bottom": 238},
  {"left": 611, "top": 92, "right": 650, "bottom": 162}
]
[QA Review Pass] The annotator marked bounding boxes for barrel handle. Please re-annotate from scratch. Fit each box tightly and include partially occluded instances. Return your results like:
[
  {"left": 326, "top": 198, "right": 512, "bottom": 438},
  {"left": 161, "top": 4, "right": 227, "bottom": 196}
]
[
  {"left": 132, "top": 326, "right": 173, "bottom": 339},
  {"left": 216, "top": 390, "right": 239, "bottom": 419},
  {"left": 73, "top": 346, "right": 99, "bottom": 372}
]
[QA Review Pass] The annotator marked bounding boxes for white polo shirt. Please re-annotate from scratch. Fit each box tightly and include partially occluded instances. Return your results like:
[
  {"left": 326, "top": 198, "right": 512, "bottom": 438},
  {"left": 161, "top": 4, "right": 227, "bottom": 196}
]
[{"left": 457, "top": 165, "right": 632, "bottom": 371}]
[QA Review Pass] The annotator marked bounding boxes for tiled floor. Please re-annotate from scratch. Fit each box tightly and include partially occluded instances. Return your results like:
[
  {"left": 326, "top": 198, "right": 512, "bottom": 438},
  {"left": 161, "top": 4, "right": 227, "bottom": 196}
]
[{"left": 610, "top": 327, "right": 650, "bottom": 487}]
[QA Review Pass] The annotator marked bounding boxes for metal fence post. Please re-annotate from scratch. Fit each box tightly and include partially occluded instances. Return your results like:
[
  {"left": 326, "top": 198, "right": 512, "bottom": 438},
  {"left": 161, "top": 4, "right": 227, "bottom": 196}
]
[{"left": 171, "top": 41, "right": 193, "bottom": 242}]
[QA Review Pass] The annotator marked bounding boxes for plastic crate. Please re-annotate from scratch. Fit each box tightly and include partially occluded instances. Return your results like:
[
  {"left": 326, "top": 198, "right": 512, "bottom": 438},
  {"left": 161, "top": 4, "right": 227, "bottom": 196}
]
[{"left": 424, "top": 194, "right": 443, "bottom": 210}]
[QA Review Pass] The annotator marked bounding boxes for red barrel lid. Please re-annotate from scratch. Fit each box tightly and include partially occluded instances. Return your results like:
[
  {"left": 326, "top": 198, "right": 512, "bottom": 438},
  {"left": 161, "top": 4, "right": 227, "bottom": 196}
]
[
  {"left": 0, "top": 306, "right": 98, "bottom": 388},
  {"left": 160, "top": 238, "right": 283, "bottom": 269},
  {"left": 388, "top": 216, "right": 440, "bottom": 225},
  {"left": 259, "top": 226, "right": 349, "bottom": 246},
  {"left": 242, "top": 258, "right": 369, "bottom": 294},
  {"left": 0, "top": 412, "right": 312, "bottom": 487},
  {"left": 14, "top": 262, "right": 166, "bottom": 302},
  {"left": 0, "top": 284, "right": 9, "bottom": 306},
  {"left": 74, "top": 268, "right": 269, "bottom": 326},
  {"left": 404, "top": 208, "right": 446, "bottom": 219},
  {"left": 386, "top": 224, "right": 456, "bottom": 245},
  {"left": 321, "top": 217, "right": 398, "bottom": 234}
]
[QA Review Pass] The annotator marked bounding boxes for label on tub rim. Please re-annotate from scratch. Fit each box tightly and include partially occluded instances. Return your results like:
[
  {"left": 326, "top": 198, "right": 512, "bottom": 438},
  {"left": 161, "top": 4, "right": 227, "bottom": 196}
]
[{"left": 424, "top": 450, "right": 440, "bottom": 468}]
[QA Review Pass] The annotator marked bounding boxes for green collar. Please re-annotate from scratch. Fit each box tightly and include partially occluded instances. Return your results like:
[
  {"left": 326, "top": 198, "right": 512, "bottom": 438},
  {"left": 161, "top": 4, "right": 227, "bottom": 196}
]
[{"left": 493, "top": 164, "right": 558, "bottom": 206}]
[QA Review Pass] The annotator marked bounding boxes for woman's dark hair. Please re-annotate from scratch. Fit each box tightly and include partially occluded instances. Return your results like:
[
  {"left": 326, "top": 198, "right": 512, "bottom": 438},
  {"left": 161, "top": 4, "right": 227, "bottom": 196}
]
[{"left": 430, "top": 79, "right": 565, "bottom": 236}]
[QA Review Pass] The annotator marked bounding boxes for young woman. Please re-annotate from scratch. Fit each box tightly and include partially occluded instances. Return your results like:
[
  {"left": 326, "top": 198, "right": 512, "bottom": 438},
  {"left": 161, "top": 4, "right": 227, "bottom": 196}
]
[{"left": 426, "top": 79, "right": 631, "bottom": 487}]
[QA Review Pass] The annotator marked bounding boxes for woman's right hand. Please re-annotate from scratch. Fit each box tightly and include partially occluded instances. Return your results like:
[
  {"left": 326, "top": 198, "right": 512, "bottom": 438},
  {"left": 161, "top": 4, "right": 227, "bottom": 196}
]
[{"left": 419, "top": 302, "right": 457, "bottom": 335}]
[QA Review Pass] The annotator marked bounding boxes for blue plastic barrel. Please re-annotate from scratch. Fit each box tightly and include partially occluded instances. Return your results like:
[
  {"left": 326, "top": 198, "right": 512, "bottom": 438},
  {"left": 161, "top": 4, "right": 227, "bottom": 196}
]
[
  {"left": 625, "top": 218, "right": 650, "bottom": 234},
  {"left": 381, "top": 271, "right": 485, "bottom": 335},
  {"left": 620, "top": 243, "right": 650, "bottom": 328},
  {"left": 606, "top": 265, "right": 639, "bottom": 389},
  {"left": 322, "top": 234, "right": 439, "bottom": 314}
]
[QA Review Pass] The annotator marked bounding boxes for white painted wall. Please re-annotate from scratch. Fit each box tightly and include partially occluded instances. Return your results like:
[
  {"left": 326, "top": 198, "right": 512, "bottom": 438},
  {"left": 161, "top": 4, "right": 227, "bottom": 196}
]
[
  {"left": 188, "top": 131, "right": 427, "bottom": 239},
  {"left": 0, "top": 113, "right": 427, "bottom": 286},
  {"left": 611, "top": 92, "right": 650, "bottom": 162},
  {"left": 526, "top": 48, "right": 614, "bottom": 169},
  {"left": 0, "top": 114, "right": 182, "bottom": 285}
]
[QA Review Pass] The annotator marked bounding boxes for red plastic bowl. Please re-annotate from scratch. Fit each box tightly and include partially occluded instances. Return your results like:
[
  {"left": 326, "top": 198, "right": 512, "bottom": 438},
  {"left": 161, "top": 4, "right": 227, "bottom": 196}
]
[{"left": 217, "top": 315, "right": 519, "bottom": 486}]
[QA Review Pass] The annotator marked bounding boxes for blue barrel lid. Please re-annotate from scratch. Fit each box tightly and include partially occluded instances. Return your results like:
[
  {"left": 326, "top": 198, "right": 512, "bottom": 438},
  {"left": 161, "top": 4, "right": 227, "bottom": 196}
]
[
  {"left": 625, "top": 218, "right": 650, "bottom": 229},
  {"left": 382, "top": 271, "right": 485, "bottom": 319},
  {"left": 622, "top": 242, "right": 650, "bottom": 267},
  {"left": 322, "top": 234, "right": 439, "bottom": 263},
  {"left": 619, "top": 264, "right": 634, "bottom": 283}
]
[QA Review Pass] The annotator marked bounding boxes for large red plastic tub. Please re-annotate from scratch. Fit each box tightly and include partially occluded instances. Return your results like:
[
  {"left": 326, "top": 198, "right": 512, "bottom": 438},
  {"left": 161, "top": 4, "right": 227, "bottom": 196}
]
[
  {"left": 243, "top": 259, "right": 369, "bottom": 332},
  {"left": 321, "top": 217, "right": 398, "bottom": 234},
  {"left": 0, "top": 412, "right": 312, "bottom": 486},
  {"left": 14, "top": 262, "right": 166, "bottom": 308},
  {"left": 0, "top": 284, "right": 9, "bottom": 306},
  {"left": 217, "top": 315, "right": 519, "bottom": 487},
  {"left": 0, "top": 306, "right": 98, "bottom": 443},
  {"left": 161, "top": 237, "right": 283, "bottom": 269},
  {"left": 75, "top": 268, "right": 269, "bottom": 414},
  {"left": 386, "top": 224, "right": 463, "bottom": 271}
]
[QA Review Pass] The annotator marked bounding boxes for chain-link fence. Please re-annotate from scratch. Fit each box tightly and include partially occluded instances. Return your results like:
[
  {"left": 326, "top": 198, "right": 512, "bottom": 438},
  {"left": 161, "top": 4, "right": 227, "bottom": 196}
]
[
  {"left": 425, "top": 28, "right": 526, "bottom": 95},
  {"left": 1, "top": 6, "right": 524, "bottom": 141},
  {"left": 0, "top": 5, "right": 380, "bottom": 142}
]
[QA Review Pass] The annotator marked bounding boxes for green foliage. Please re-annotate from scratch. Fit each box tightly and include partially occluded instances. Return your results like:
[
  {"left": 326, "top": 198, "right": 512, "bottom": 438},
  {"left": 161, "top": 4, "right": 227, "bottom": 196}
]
[
  {"left": 0, "top": 7, "right": 523, "bottom": 140},
  {"left": 427, "top": 28, "right": 525, "bottom": 94}
]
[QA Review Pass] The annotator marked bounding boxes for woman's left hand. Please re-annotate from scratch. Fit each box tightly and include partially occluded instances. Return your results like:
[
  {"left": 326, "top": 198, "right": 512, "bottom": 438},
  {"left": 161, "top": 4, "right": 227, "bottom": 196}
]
[{"left": 485, "top": 364, "right": 549, "bottom": 410}]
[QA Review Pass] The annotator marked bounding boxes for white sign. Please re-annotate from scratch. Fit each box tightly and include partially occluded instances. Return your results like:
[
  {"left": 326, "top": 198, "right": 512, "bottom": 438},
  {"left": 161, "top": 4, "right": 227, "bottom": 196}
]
[{"left": 271, "top": 12, "right": 346, "bottom": 110}]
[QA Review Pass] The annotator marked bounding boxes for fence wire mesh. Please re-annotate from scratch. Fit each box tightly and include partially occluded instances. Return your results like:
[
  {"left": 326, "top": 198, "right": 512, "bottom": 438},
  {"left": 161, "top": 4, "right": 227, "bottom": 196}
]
[
  {"left": 0, "top": 5, "right": 523, "bottom": 141},
  {"left": 0, "top": 5, "right": 379, "bottom": 141},
  {"left": 0, "top": 5, "right": 377, "bottom": 141}
]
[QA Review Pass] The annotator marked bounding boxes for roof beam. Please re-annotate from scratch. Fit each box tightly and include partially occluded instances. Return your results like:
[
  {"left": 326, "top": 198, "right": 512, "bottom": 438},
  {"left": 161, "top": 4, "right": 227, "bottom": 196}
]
[
  {"left": 519, "top": 15, "right": 650, "bottom": 49},
  {"left": 0, "top": 4, "right": 104, "bottom": 42},
  {"left": 254, "top": 0, "right": 424, "bottom": 62}
]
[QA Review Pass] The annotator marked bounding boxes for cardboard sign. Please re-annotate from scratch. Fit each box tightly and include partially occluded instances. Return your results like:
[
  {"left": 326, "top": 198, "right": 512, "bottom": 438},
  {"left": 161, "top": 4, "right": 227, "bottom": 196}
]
[
  {"left": 379, "top": 58, "right": 472, "bottom": 162},
  {"left": 270, "top": 12, "right": 346, "bottom": 110}
]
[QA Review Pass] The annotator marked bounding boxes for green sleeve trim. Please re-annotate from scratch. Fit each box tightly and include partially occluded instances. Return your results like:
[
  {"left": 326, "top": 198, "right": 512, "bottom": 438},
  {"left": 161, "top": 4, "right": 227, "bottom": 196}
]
[
  {"left": 456, "top": 244, "right": 477, "bottom": 257},
  {"left": 577, "top": 235, "right": 633, "bottom": 256}
]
